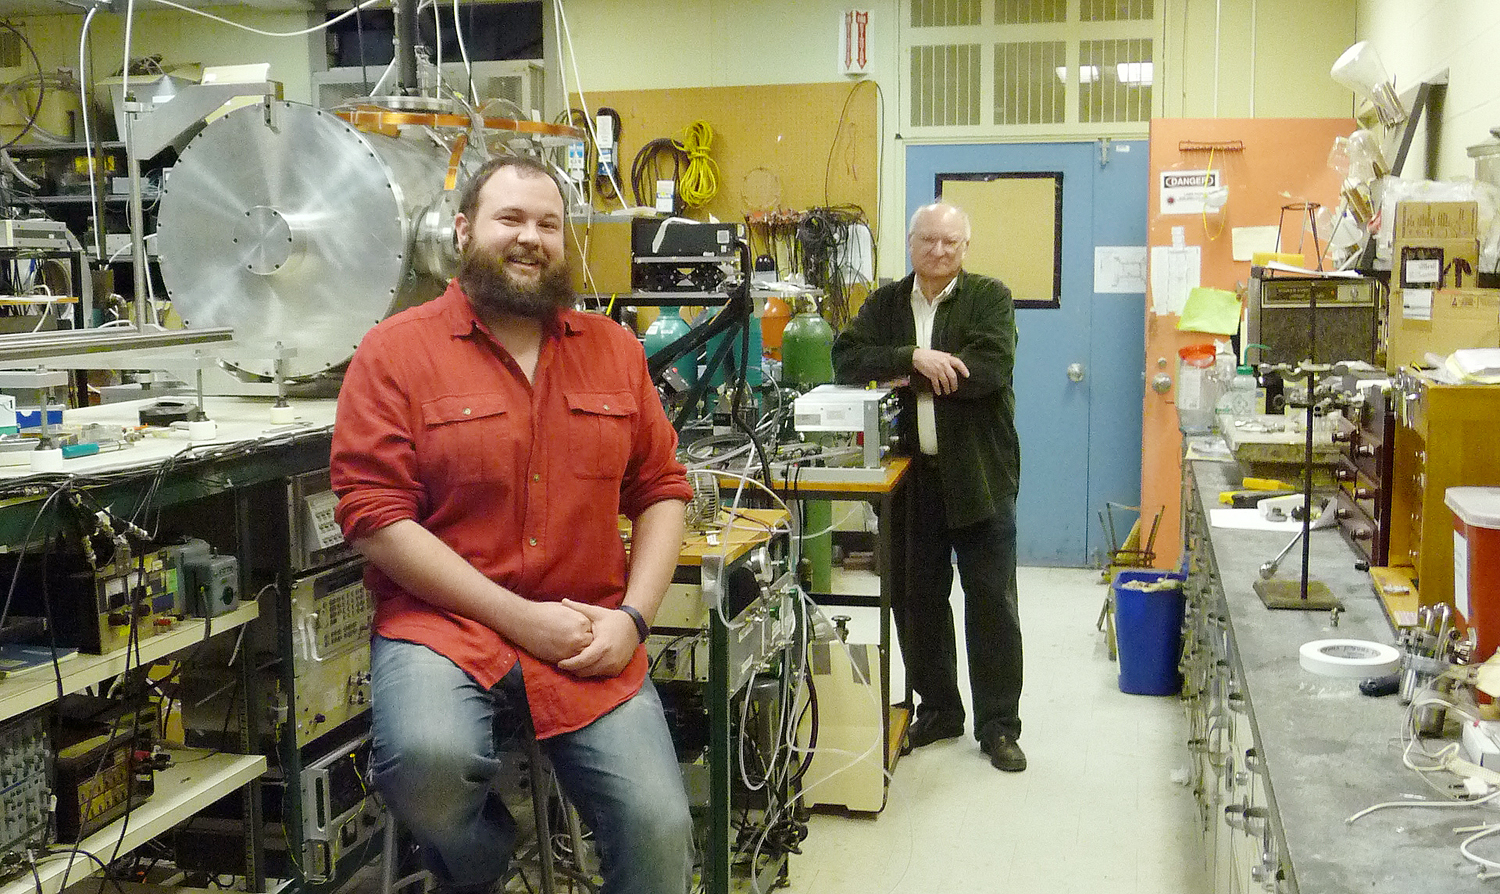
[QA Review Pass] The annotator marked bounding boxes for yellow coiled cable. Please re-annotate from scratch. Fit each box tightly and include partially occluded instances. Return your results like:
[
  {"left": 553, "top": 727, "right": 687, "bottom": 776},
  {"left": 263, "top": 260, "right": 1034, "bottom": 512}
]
[{"left": 677, "top": 120, "right": 719, "bottom": 208}]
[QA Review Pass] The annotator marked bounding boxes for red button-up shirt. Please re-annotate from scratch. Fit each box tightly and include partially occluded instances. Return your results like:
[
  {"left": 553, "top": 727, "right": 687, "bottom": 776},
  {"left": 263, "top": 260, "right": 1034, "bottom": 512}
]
[{"left": 331, "top": 282, "right": 692, "bottom": 737}]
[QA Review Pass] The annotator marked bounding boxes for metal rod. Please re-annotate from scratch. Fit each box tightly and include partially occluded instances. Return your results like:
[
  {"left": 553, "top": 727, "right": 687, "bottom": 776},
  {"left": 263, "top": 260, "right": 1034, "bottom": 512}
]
[
  {"left": 395, "top": 0, "right": 420, "bottom": 94},
  {"left": 0, "top": 326, "right": 233, "bottom": 364},
  {"left": 122, "top": 95, "right": 151, "bottom": 329}
]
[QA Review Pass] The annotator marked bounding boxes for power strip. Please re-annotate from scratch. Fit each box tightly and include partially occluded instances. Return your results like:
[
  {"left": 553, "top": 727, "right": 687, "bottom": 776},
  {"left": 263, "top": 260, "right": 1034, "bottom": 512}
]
[{"left": 1461, "top": 719, "right": 1500, "bottom": 771}]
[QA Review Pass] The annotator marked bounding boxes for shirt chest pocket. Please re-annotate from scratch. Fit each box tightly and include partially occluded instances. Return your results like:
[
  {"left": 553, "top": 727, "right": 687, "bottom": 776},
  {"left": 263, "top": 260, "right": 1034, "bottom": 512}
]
[
  {"left": 419, "top": 393, "right": 520, "bottom": 484},
  {"left": 564, "top": 391, "right": 636, "bottom": 480}
]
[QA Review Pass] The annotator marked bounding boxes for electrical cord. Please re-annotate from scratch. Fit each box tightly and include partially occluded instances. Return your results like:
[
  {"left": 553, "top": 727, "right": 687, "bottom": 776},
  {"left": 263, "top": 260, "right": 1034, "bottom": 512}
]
[
  {"left": 630, "top": 137, "right": 688, "bottom": 212},
  {"left": 0, "top": 26, "right": 49, "bottom": 151},
  {"left": 592, "top": 106, "right": 622, "bottom": 201},
  {"left": 677, "top": 120, "right": 719, "bottom": 208}
]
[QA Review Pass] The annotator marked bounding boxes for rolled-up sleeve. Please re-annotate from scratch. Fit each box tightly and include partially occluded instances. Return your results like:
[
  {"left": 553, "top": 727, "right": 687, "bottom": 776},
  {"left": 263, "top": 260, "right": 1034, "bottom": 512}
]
[{"left": 332, "top": 325, "right": 424, "bottom": 541}]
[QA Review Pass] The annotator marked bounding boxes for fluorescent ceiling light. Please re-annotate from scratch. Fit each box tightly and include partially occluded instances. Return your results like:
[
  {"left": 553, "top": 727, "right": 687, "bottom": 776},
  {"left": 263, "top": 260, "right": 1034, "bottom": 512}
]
[
  {"left": 1116, "top": 62, "right": 1153, "bottom": 85},
  {"left": 1055, "top": 65, "right": 1100, "bottom": 84}
]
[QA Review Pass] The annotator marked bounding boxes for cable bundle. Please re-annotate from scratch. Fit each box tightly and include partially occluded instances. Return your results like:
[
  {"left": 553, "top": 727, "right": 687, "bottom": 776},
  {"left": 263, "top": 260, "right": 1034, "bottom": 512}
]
[
  {"left": 630, "top": 137, "right": 688, "bottom": 213},
  {"left": 677, "top": 120, "right": 719, "bottom": 208},
  {"left": 795, "top": 205, "right": 871, "bottom": 330}
]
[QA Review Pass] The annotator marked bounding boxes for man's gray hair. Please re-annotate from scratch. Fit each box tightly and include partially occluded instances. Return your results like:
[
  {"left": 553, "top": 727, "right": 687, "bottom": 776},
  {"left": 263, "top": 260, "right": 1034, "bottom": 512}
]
[{"left": 908, "top": 203, "right": 972, "bottom": 241}]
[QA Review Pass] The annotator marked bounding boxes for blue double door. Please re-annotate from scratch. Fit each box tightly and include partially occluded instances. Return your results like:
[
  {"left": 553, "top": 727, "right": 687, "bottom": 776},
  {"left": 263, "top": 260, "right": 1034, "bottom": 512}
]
[{"left": 905, "top": 140, "right": 1148, "bottom": 566}]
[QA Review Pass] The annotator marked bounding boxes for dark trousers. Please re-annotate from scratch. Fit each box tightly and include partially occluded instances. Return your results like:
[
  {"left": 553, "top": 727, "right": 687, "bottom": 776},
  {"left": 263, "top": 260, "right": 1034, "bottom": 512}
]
[{"left": 899, "top": 455, "right": 1023, "bottom": 740}]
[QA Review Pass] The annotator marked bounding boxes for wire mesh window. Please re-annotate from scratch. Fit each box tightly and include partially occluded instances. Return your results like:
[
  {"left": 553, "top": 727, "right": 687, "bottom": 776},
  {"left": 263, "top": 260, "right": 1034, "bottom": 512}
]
[
  {"left": 911, "top": 44, "right": 983, "bottom": 126},
  {"left": 995, "top": 0, "right": 1067, "bottom": 24},
  {"left": 994, "top": 41, "right": 1066, "bottom": 126},
  {"left": 1079, "top": 0, "right": 1153, "bottom": 21},
  {"left": 911, "top": 0, "right": 984, "bottom": 28},
  {"left": 1078, "top": 38, "right": 1152, "bottom": 123}
]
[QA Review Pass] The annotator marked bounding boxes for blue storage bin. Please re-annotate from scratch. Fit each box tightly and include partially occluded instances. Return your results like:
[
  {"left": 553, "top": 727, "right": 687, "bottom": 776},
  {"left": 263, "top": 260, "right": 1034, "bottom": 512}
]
[{"left": 1113, "top": 568, "right": 1187, "bottom": 695}]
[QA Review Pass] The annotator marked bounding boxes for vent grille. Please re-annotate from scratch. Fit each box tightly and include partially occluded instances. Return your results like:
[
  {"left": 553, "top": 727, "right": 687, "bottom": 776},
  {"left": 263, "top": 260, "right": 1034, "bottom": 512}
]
[
  {"left": 1078, "top": 38, "right": 1152, "bottom": 123},
  {"left": 1080, "top": 0, "right": 1153, "bottom": 21},
  {"left": 911, "top": 44, "right": 982, "bottom": 126},
  {"left": 994, "top": 41, "right": 1065, "bottom": 125},
  {"left": 995, "top": 0, "right": 1067, "bottom": 25},
  {"left": 0, "top": 31, "right": 22, "bottom": 69},
  {"left": 911, "top": 0, "right": 983, "bottom": 28}
]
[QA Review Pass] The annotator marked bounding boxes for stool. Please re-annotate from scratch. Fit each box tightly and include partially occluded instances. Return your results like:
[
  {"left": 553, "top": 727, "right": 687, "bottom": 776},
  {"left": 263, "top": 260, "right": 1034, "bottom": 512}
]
[{"left": 378, "top": 734, "right": 593, "bottom": 894}]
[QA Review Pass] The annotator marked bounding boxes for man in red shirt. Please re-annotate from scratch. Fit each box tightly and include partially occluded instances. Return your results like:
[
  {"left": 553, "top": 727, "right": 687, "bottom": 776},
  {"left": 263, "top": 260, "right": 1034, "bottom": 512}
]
[{"left": 331, "top": 154, "right": 693, "bottom": 893}]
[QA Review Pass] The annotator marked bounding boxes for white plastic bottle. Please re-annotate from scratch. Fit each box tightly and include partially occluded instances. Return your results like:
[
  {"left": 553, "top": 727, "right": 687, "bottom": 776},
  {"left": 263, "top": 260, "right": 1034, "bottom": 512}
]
[
  {"left": 1227, "top": 365, "right": 1258, "bottom": 416},
  {"left": 1214, "top": 364, "right": 1259, "bottom": 431}
]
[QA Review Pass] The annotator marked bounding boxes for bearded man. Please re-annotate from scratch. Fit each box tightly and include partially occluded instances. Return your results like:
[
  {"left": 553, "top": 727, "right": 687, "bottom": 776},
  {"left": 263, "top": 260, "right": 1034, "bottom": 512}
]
[{"left": 331, "top": 154, "right": 694, "bottom": 894}]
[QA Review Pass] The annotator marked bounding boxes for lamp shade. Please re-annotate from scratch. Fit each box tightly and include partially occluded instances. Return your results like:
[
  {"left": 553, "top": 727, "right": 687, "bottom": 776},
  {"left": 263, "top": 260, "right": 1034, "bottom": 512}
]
[{"left": 1330, "top": 41, "right": 1406, "bottom": 126}]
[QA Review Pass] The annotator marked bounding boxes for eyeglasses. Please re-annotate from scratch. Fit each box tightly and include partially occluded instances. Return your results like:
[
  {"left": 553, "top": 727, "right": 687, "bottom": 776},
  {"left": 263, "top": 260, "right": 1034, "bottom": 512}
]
[{"left": 911, "top": 234, "right": 968, "bottom": 250}]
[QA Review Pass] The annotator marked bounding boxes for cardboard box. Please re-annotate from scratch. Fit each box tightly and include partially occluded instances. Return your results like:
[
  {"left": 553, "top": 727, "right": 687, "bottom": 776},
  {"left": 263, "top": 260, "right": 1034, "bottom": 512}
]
[
  {"left": 1390, "top": 286, "right": 1500, "bottom": 370},
  {"left": 1387, "top": 201, "right": 1485, "bottom": 370}
]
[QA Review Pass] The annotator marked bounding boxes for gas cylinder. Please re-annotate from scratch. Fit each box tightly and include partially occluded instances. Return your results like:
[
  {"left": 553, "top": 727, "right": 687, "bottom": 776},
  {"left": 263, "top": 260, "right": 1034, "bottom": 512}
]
[
  {"left": 780, "top": 306, "right": 834, "bottom": 390},
  {"left": 760, "top": 294, "right": 792, "bottom": 360},
  {"left": 779, "top": 302, "right": 836, "bottom": 592},
  {"left": 644, "top": 306, "right": 697, "bottom": 387}
]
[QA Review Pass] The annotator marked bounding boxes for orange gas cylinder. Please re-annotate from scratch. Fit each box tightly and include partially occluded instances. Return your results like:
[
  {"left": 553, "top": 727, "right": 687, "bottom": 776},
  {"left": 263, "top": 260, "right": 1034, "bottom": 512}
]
[{"left": 760, "top": 294, "right": 792, "bottom": 360}]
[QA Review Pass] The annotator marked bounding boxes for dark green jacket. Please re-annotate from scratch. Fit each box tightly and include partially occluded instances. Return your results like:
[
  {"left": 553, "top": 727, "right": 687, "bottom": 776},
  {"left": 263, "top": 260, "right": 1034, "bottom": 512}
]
[{"left": 831, "top": 270, "right": 1019, "bottom": 528}]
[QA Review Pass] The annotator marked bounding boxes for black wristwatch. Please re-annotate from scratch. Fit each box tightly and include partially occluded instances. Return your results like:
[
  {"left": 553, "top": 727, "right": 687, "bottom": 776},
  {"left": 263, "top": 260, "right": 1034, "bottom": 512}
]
[{"left": 619, "top": 605, "right": 650, "bottom": 643}]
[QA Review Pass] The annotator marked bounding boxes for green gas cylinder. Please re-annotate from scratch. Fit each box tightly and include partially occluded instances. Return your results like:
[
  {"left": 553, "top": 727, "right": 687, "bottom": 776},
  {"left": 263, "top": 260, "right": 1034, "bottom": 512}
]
[
  {"left": 780, "top": 304, "right": 835, "bottom": 593},
  {"left": 644, "top": 306, "right": 697, "bottom": 387},
  {"left": 780, "top": 308, "right": 834, "bottom": 389}
]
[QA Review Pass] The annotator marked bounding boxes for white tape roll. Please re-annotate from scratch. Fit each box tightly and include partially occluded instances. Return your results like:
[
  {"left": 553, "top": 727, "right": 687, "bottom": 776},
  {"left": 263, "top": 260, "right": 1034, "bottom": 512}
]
[{"left": 1298, "top": 639, "right": 1400, "bottom": 678}]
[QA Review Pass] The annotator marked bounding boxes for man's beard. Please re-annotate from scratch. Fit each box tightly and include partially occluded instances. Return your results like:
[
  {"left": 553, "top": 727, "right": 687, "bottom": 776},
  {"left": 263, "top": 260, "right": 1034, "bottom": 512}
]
[{"left": 457, "top": 244, "right": 575, "bottom": 323}]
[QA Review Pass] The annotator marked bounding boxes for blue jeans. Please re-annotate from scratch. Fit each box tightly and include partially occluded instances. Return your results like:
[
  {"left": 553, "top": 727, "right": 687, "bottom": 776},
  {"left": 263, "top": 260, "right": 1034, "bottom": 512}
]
[{"left": 369, "top": 636, "right": 693, "bottom": 894}]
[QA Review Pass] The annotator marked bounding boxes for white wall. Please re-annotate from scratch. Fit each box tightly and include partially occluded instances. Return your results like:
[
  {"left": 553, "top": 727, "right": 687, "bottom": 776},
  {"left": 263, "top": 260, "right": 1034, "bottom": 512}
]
[{"left": 1357, "top": 0, "right": 1500, "bottom": 180}]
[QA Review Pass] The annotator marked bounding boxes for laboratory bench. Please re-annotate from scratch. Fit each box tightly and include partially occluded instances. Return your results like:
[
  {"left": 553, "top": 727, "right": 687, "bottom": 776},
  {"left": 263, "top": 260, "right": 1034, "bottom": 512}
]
[
  {"left": 1184, "top": 457, "right": 1495, "bottom": 894},
  {"left": 0, "top": 396, "right": 341, "bottom": 894}
]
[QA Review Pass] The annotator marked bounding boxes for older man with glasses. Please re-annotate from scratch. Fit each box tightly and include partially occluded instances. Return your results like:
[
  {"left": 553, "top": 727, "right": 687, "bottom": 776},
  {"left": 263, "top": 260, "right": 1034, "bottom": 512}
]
[{"left": 832, "top": 201, "right": 1026, "bottom": 773}]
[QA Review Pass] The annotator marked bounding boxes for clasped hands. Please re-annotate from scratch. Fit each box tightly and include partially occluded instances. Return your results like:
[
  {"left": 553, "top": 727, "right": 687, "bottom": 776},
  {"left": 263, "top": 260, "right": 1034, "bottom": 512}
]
[
  {"left": 515, "top": 599, "right": 639, "bottom": 678},
  {"left": 912, "top": 347, "right": 969, "bottom": 396}
]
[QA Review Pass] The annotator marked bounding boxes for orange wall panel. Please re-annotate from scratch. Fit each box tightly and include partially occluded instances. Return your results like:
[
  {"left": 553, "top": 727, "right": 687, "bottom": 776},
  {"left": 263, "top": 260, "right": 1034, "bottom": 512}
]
[{"left": 1143, "top": 118, "right": 1354, "bottom": 568}]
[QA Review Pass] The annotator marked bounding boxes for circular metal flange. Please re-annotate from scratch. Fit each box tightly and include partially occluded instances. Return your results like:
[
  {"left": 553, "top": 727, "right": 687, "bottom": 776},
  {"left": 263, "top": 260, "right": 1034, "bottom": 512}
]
[{"left": 158, "top": 102, "right": 417, "bottom": 380}]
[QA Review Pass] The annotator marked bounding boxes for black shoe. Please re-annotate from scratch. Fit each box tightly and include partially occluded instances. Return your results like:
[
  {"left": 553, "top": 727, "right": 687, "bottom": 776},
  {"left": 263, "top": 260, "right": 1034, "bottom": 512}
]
[
  {"left": 902, "top": 712, "right": 965, "bottom": 753},
  {"left": 981, "top": 732, "right": 1027, "bottom": 772}
]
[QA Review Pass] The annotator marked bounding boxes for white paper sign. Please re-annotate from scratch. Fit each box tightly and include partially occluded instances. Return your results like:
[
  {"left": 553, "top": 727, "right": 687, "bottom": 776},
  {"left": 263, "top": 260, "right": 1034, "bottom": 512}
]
[
  {"left": 1455, "top": 530, "right": 1471, "bottom": 619},
  {"left": 1231, "top": 225, "right": 1280, "bottom": 262},
  {"left": 1403, "top": 289, "right": 1434, "bottom": 321},
  {"left": 1160, "top": 170, "right": 1223, "bottom": 216},
  {"left": 1149, "top": 244, "right": 1201, "bottom": 314},
  {"left": 1404, "top": 257, "right": 1442, "bottom": 284},
  {"left": 1094, "top": 246, "right": 1147, "bottom": 294}
]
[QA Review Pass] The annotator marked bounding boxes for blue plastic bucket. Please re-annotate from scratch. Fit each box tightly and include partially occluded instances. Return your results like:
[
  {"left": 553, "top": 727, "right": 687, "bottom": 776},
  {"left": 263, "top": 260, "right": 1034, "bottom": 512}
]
[{"left": 1113, "top": 569, "right": 1187, "bottom": 695}]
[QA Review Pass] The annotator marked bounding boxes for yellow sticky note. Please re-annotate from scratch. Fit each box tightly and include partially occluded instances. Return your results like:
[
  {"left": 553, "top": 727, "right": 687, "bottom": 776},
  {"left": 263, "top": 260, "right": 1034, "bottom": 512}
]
[{"left": 1177, "top": 286, "right": 1242, "bottom": 335}]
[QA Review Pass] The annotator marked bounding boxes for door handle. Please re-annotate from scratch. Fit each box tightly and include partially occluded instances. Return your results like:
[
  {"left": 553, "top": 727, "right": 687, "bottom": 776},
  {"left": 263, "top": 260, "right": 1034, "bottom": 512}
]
[
  {"left": 1151, "top": 372, "right": 1173, "bottom": 394},
  {"left": 1067, "top": 362, "right": 1085, "bottom": 382}
]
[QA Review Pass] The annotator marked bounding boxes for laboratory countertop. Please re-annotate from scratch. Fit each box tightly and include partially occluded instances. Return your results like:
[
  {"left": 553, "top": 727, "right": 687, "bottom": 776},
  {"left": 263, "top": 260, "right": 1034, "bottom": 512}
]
[
  {"left": 1190, "top": 459, "right": 1493, "bottom": 893},
  {"left": 0, "top": 395, "right": 337, "bottom": 481}
]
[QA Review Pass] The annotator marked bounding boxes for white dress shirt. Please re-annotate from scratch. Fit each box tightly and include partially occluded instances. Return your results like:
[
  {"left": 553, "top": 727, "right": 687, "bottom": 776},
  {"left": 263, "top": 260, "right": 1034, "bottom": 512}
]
[{"left": 910, "top": 277, "right": 956, "bottom": 456}]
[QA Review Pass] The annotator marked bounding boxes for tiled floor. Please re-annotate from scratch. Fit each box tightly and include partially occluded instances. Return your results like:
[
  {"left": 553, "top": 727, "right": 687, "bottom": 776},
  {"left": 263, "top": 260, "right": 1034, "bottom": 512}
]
[{"left": 778, "top": 565, "right": 1207, "bottom": 894}]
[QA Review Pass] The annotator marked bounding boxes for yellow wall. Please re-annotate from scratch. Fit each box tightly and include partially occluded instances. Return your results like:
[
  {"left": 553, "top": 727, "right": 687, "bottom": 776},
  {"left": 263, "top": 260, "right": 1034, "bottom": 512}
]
[{"left": 1159, "top": 0, "right": 1357, "bottom": 119}]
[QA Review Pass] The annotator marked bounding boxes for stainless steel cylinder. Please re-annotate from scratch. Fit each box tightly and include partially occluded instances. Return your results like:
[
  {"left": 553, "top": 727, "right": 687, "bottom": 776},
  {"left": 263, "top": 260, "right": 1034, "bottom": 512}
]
[{"left": 157, "top": 100, "right": 467, "bottom": 381}]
